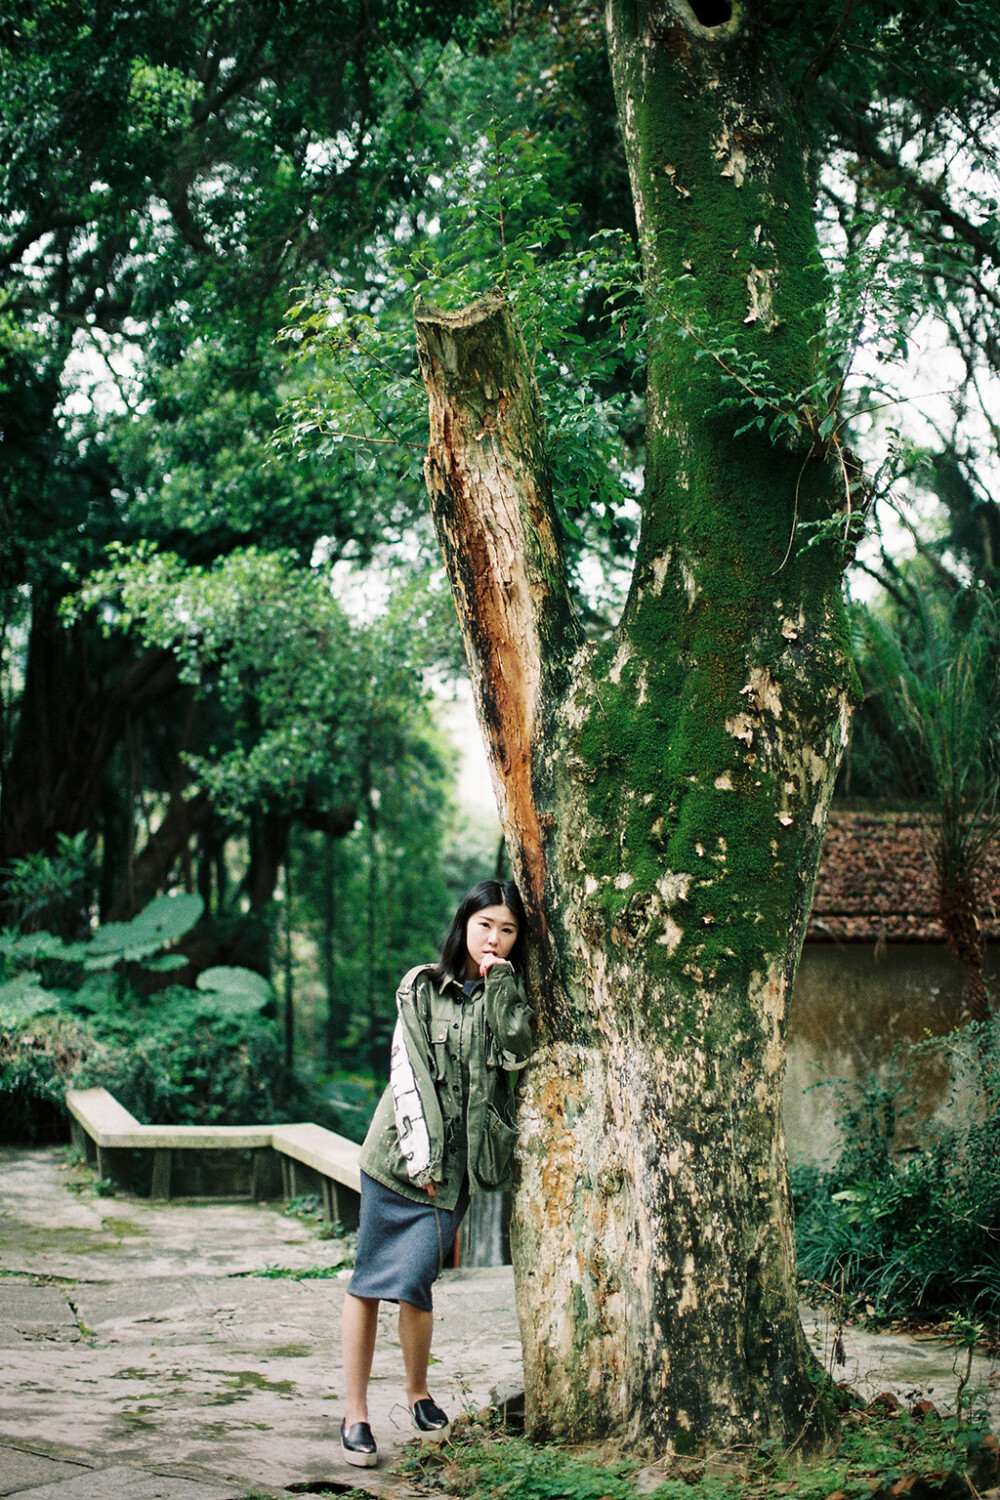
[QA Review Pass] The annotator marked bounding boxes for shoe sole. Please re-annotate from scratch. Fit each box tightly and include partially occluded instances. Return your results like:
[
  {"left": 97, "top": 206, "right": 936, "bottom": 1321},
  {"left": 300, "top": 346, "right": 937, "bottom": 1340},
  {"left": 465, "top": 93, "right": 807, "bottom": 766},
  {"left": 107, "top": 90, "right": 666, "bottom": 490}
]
[
  {"left": 341, "top": 1445, "right": 378, "bottom": 1468},
  {"left": 414, "top": 1420, "right": 451, "bottom": 1443}
]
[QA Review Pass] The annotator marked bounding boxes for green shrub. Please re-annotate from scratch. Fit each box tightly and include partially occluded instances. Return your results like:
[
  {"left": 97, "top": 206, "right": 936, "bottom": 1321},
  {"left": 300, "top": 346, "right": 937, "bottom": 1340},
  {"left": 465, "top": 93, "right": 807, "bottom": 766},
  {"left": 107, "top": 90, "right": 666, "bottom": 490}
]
[
  {"left": 0, "top": 1013, "right": 102, "bottom": 1142},
  {"left": 793, "top": 1018, "right": 1000, "bottom": 1322},
  {"left": 73, "top": 986, "right": 294, "bottom": 1125},
  {"left": 0, "top": 891, "right": 347, "bottom": 1140},
  {"left": 0, "top": 989, "right": 300, "bottom": 1140}
]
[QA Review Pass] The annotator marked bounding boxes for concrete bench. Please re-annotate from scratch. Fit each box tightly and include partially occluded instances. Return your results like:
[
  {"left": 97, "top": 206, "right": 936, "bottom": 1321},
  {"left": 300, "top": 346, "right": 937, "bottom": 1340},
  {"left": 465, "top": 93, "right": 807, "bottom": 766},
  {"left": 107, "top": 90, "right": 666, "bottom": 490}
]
[
  {"left": 271, "top": 1122, "right": 362, "bottom": 1228},
  {"left": 65, "top": 1087, "right": 361, "bottom": 1225},
  {"left": 66, "top": 1088, "right": 144, "bottom": 1191}
]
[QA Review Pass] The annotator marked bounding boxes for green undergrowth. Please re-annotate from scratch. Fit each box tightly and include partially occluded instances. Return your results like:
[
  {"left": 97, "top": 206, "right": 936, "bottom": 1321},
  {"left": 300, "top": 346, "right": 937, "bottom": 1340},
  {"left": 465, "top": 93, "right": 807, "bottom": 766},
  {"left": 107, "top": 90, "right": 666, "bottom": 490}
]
[
  {"left": 0, "top": 1001, "right": 298, "bottom": 1138},
  {"left": 393, "top": 1400, "right": 996, "bottom": 1500},
  {"left": 0, "top": 985, "right": 358, "bottom": 1141},
  {"left": 0, "top": 890, "right": 366, "bottom": 1141},
  {"left": 247, "top": 1252, "right": 355, "bottom": 1281},
  {"left": 793, "top": 1017, "right": 1000, "bottom": 1325}
]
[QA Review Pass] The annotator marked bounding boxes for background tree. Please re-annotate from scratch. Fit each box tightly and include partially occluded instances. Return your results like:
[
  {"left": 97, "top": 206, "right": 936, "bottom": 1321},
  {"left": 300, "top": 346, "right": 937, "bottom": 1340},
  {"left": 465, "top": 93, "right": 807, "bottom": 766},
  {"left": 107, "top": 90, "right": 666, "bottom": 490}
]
[
  {"left": 0, "top": 0, "right": 643, "bottom": 972},
  {"left": 0, "top": 0, "right": 476, "bottom": 933},
  {"left": 854, "top": 588, "right": 1000, "bottom": 1019},
  {"left": 73, "top": 547, "right": 457, "bottom": 1050}
]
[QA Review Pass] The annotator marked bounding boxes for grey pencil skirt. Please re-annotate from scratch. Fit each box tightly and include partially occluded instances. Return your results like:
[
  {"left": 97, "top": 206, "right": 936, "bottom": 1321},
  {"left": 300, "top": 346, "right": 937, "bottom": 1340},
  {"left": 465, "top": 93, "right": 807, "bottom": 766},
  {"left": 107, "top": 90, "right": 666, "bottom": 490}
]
[{"left": 347, "top": 1171, "right": 471, "bottom": 1313}]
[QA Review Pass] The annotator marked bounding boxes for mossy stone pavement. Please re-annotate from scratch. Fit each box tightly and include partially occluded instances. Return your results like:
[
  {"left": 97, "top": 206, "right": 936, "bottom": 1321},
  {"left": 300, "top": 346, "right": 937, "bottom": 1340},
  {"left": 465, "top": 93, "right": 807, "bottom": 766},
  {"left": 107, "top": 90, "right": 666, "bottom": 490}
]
[
  {"left": 1, "top": 1148, "right": 996, "bottom": 1498},
  {"left": 0, "top": 1148, "right": 522, "bottom": 1498}
]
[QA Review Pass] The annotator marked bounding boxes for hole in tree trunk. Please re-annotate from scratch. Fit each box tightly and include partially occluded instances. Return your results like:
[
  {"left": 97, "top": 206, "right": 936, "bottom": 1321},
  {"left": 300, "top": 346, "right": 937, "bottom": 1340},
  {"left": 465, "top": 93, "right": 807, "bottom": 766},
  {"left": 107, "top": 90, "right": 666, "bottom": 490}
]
[{"left": 689, "top": 0, "right": 733, "bottom": 25}]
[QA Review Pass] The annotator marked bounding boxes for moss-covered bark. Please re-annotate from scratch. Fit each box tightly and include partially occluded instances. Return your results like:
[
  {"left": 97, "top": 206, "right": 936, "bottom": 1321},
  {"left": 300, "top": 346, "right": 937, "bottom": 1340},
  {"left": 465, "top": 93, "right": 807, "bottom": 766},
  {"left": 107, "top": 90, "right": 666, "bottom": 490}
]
[{"left": 416, "top": 0, "right": 856, "bottom": 1456}]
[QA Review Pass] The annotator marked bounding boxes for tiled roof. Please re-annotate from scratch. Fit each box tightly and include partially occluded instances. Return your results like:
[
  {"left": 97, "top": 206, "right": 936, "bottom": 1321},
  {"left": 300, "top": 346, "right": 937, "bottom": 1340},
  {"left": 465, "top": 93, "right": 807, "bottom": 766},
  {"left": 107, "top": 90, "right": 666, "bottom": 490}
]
[{"left": 806, "top": 810, "right": 1000, "bottom": 942}]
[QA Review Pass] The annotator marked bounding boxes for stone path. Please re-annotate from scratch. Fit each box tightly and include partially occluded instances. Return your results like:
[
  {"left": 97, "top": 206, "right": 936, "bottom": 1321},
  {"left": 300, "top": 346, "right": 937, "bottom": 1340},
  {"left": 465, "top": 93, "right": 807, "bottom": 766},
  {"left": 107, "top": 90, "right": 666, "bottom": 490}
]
[
  {"left": 1, "top": 1147, "right": 996, "bottom": 1498},
  {"left": 0, "top": 1149, "right": 520, "bottom": 1497}
]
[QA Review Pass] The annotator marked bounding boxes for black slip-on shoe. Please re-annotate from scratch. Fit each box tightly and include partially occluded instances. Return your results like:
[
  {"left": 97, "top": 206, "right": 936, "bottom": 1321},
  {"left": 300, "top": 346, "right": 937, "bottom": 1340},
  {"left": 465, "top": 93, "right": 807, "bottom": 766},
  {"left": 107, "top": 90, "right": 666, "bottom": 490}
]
[
  {"left": 411, "top": 1396, "right": 451, "bottom": 1442},
  {"left": 340, "top": 1419, "right": 378, "bottom": 1467}
]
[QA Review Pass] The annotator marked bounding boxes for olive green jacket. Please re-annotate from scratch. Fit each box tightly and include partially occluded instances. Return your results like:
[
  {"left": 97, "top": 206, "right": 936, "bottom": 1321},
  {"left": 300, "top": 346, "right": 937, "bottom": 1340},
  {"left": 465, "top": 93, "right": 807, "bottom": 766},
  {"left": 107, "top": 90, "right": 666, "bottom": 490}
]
[{"left": 358, "top": 960, "right": 533, "bottom": 1211}]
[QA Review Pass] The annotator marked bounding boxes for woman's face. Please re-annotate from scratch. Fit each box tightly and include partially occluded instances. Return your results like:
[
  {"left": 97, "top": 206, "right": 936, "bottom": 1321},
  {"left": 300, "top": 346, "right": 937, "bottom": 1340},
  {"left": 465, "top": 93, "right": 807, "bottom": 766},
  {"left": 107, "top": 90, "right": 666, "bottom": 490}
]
[{"left": 464, "top": 903, "right": 519, "bottom": 978}]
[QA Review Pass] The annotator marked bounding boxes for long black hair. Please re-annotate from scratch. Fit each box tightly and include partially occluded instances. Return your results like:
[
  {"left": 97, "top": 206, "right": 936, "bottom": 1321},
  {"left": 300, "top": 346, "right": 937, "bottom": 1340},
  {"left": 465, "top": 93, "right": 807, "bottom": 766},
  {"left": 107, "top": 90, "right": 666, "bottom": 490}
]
[{"left": 428, "top": 879, "right": 527, "bottom": 985}]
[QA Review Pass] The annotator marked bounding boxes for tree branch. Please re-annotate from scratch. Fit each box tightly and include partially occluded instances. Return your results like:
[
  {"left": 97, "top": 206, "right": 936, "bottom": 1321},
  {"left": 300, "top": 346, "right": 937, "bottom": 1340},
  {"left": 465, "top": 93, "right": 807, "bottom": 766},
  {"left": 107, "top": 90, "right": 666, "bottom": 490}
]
[
  {"left": 0, "top": 211, "right": 87, "bottom": 273},
  {"left": 823, "top": 94, "right": 1000, "bottom": 269},
  {"left": 108, "top": 789, "right": 213, "bottom": 921}
]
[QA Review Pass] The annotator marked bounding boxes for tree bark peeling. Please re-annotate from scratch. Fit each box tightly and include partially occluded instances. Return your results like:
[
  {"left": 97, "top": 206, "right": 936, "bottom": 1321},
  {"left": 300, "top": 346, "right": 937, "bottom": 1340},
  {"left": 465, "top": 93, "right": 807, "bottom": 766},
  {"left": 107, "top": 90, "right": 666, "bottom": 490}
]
[{"left": 416, "top": 294, "right": 580, "bottom": 953}]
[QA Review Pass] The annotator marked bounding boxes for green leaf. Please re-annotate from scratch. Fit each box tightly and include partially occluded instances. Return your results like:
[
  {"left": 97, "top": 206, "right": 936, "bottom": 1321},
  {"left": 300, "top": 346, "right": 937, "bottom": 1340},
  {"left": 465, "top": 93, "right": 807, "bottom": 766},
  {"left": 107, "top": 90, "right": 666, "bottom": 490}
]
[
  {"left": 86, "top": 892, "right": 204, "bottom": 962},
  {"left": 196, "top": 966, "right": 274, "bottom": 1005},
  {"left": 0, "top": 931, "right": 69, "bottom": 962},
  {"left": 85, "top": 920, "right": 144, "bottom": 957},
  {"left": 0, "top": 973, "right": 58, "bottom": 1023},
  {"left": 124, "top": 892, "right": 204, "bottom": 946},
  {"left": 82, "top": 952, "right": 123, "bottom": 972}
]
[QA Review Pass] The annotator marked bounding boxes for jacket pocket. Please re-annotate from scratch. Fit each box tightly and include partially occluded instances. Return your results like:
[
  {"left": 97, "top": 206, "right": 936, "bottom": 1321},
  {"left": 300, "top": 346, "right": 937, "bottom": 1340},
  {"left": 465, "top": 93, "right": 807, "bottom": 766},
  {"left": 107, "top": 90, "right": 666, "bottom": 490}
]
[
  {"left": 430, "top": 1027, "right": 449, "bottom": 1081},
  {"left": 476, "top": 1105, "right": 518, "bottom": 1188},
  {"left": 385, "top": 1122, "right": 411, "bottom": 1181}
]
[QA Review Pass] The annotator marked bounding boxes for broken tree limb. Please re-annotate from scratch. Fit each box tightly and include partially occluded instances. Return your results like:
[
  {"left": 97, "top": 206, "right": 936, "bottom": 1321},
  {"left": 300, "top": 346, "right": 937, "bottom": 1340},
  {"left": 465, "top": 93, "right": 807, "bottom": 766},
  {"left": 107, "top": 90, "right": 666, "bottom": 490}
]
[{"left": 415, "top": 292, "right": 581, "bottom": 928}]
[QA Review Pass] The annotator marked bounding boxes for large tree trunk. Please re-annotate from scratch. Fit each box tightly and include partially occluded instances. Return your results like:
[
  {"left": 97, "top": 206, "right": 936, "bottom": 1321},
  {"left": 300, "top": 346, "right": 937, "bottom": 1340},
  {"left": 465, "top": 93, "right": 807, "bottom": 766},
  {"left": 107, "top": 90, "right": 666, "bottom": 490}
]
[
  {"left": 416, "top": 0, "right": 858, "bottom": 1455},
  {"left": 938, "top": 875, "right": 988, "bottom": 1022},
  {"left": 0, "top": 597, "right": 179, "bottom": 920},
  {"left": 107, "top": 788, "right": 213, "bottom": 921}
]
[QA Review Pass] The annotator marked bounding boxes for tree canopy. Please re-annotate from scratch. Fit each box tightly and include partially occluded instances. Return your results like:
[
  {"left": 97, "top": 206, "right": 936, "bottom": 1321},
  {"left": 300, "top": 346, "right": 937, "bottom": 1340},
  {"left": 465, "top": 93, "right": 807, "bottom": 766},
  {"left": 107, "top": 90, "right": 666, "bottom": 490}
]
[{"left": 1, "top": 0, "right": 485, "bottom": 942}]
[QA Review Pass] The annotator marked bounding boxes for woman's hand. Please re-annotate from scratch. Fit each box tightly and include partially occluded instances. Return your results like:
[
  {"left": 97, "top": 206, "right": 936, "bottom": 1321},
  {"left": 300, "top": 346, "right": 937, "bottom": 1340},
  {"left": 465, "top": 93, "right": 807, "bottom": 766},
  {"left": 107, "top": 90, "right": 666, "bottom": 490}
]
[
  {"left": 479, "top": 953, "right": 510, "bottom": 978},
  {"left": 423, "top": 1182, "right": 437, "bottom": 1197}
]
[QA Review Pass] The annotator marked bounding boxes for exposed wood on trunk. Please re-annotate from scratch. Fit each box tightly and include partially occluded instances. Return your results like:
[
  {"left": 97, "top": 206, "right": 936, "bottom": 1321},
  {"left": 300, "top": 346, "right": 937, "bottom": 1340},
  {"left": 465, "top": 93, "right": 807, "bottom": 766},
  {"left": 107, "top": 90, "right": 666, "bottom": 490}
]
[{"left": 415, "top": 293, "right": 581, "bottom": 965}]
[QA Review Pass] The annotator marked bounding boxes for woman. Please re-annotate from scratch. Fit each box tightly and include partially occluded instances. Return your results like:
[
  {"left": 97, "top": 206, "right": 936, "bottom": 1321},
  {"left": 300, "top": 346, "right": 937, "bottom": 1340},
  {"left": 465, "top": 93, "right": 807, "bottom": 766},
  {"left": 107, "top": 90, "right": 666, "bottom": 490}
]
[{"left": 340, "top": 879, "right": 532, "bottom": 1468}]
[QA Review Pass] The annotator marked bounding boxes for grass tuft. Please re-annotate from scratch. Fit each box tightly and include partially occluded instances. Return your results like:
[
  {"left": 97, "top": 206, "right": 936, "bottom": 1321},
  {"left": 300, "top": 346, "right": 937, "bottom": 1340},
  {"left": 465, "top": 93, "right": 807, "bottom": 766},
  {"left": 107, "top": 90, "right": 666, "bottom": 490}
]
[{"left": 393, "top": 1399, "right": 995, "bottom": 1500}]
